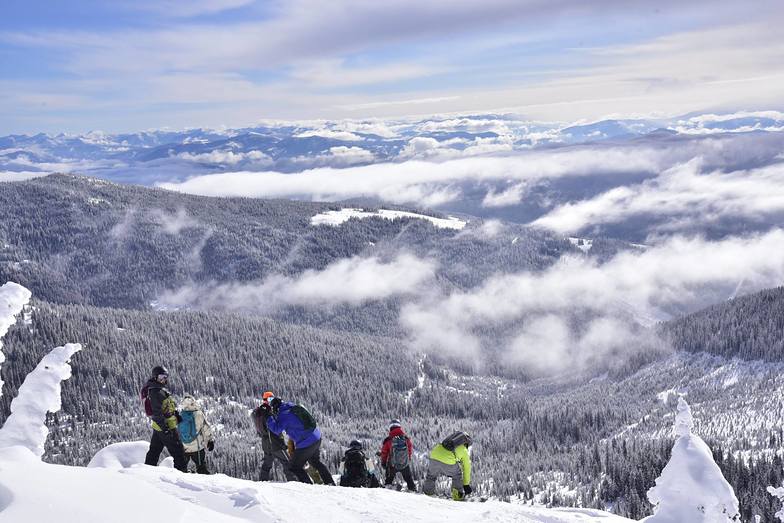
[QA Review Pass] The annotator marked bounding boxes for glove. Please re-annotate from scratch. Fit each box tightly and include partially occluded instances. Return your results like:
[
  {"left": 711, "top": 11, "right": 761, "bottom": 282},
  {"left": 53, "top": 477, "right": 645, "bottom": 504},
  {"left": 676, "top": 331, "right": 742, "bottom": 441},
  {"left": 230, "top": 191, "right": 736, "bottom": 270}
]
[
  {"left": 463, "top": 485, "right": 472, "bottom": 495},
  {"left": 207, "top": 440, "right": 215, "bottom": 452},
  {"left": 175, "top": 411, "right": 183, "bottom": 423}
]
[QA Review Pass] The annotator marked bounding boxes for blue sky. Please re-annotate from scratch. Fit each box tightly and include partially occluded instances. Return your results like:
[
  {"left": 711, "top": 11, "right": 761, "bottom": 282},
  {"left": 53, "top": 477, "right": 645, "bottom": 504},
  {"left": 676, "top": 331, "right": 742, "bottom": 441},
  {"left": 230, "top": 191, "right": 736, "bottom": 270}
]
[{"left": 1, "top": 0, "right": 783, "bottom": 134}]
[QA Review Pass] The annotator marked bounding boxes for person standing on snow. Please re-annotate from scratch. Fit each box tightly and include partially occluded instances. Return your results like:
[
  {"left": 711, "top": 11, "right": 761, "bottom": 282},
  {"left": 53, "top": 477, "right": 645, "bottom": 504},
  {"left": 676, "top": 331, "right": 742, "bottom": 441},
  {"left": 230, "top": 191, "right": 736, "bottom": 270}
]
[
  {"left": 422, "top": 431, "right": 473, "bottom": 500},
  {"left": 252, "top": 391, "right": 297, "bottom": 481},
  {"left": 178, "top": 394, "right": 215, "bottom": 474},
  {"left": 141, "top": 365, "right": 187, "bottom": 472},
  {"left": 266, "top": 395, "right": 336, "bottom": 485},
  {"left": 379, "top": 419, "right": 417, "bottom": 491}
]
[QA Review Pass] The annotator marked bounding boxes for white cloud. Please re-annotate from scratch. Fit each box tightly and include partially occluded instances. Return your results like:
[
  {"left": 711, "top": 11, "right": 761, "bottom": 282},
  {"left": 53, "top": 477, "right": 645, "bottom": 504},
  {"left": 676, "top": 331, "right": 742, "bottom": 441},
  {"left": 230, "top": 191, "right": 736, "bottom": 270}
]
[
  {"left": 157, "top": 253, "right": 436, "bottom": 311},
  {"left": 176, "top": 149, "right": 272, "bottom": 166},
  {"left": 159, "top": 143, "right": 664, "bottom": 206},
  {"left": 482, "top": 184, "right": 526, "bottom": 208},
  {"left": 400, "top": 230, "right": 784, "bottom": 372},
  {"left": 533, "top": 158, "right": 784, "bottom": 234},
  {"left": 294, "top": 129, "right": 364, "bottom": 141},
  {"left": 151, "top": 208, "right": 199, "bottom": 235},
  {"left": 0, "top": 171, "right": 51, "bottom": 182}
]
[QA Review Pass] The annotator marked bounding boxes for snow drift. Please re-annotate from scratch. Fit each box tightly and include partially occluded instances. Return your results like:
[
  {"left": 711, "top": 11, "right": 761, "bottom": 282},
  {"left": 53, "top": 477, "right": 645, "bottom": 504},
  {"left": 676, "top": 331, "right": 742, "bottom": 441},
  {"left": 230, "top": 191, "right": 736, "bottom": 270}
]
[{"left": 0, "top": 281, "right": 32, "bottom": 398}]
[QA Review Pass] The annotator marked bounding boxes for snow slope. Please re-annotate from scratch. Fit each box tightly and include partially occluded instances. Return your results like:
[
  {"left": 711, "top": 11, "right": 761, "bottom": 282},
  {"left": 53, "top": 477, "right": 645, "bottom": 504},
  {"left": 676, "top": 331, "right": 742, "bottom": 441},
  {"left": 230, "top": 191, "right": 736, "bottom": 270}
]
[
  {"left": 0, "top": 446, "right": 633, "bottom": 523},
  {"left": 311, "top": 208, "right": 467, "bottom": 230}
]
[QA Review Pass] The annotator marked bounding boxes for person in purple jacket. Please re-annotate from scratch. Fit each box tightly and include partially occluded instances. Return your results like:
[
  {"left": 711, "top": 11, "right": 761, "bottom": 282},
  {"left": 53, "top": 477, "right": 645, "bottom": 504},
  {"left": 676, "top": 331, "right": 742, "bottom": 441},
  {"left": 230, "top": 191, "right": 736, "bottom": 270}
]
[{"left": 266, "top": 396, "right": 336, "bottom": 485}]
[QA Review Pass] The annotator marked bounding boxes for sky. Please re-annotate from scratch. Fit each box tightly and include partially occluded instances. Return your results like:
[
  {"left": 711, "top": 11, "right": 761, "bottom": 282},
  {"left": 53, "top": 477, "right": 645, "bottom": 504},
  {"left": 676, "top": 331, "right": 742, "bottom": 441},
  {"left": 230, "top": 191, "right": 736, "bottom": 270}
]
[{"left": 1, "top": 0, "right": 783, "bottom": 134}]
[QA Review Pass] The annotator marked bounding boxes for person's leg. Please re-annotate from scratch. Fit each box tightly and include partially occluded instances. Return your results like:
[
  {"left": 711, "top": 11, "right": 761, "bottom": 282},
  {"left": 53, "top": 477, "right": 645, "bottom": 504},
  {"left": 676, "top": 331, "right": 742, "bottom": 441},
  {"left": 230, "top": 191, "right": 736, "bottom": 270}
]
[
  {"left": 448, "top": 463, "right": 465, "bottom": 500},
  {"left": 144, "top": 431, "right": 165, "bottom": 466},
  {"left": 162, "top": 432, "right": 188, "bottom": 472},
  {"left": 195, "top": 449, "right": 209, "bottom": 474},
  {"left": 272, "top": 449, "right": 298, "bottom": 481},
  {"left": 401, "top": 466, "right": 417, "bottom": 491},
  {"left": 305, "top": 441, "right": 335, "bottom": 485},
  {"left": 289, "top": 445, "right": 315, "bottom": 484},
  {"left": 422, "top": 458, "right": 440, "bottom": 495},
  {"left": 259, "top": 451, "right": 275, "bottom": 481},
  {"left": 384, "top": 465, "right": 396, "bottom": 485}
]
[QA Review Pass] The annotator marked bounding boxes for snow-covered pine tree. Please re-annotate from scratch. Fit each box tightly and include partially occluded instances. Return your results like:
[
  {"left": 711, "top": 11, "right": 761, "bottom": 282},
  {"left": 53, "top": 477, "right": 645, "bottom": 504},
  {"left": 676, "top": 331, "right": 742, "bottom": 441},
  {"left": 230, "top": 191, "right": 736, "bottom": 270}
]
[
  {"left": 643, "top": 397, "right": 740, "bottom": 523},
  {"left": 767, "top": 483, "right": 784, "bottom": 521}
]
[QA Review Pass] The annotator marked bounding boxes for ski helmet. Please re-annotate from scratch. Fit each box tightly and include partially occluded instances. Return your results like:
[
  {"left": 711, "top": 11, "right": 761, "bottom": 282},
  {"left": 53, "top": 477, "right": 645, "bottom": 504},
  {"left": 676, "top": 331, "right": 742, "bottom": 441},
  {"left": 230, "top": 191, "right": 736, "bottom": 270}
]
[
  {"left": 349, "top": 439, "right": 363, "bottom": 450},
  {"left": 262, "top": 391, "right": 274, "bottom": 403},
  {"left": 389, "top": 419, "right": 401, "bottom": 430},
  {"left": 151, "top": 365, "right": 168, "bottom": 379}
]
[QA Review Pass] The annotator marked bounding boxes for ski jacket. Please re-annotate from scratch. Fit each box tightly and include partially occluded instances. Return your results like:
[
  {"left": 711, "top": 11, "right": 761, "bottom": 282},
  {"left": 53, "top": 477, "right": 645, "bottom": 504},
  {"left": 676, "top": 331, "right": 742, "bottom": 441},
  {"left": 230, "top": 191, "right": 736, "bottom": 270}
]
[
  {"left": 380, "top": 427, "right": 413, "bottom": 467},
  {"left": 252, "top": 405, "right": 287, "bottom": 453},
  {"left": 179, "top": 395, "right": 214, "bottom": 454},
  {"left": 266, "top": 401, "right": 321, "bottom": 449},
  {"left": 146, "top": 379, "right": 178, "bottom": 432},
  {"left": 430, "top": 443, "right": 471, "bottom": 485}
]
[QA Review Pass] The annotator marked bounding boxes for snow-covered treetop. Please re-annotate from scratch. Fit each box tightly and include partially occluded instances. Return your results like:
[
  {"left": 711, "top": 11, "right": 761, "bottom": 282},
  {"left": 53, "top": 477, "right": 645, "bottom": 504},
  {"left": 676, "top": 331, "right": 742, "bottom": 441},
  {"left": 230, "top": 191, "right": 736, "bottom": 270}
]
[
  {"left": 0, "top": 343, "right": 82, "bottom": 457},
  {"left": 674, "top": 396, "right": 693, "bottom": 438},
  {"left": 0, "top": 281, "right": 32, "bottom": 398}
]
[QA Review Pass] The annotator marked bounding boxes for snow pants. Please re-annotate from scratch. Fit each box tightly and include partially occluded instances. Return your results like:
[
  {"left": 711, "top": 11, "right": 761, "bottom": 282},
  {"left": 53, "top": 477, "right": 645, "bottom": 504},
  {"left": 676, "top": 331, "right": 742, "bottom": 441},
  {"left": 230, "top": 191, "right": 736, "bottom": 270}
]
[
  {"left": 385, "top": 464, "right": 417, "bottom": 491},
  {"left": 145, "top": 429, "right": 187, "bottom": 472},
  {"left": 289, "top": 440, "right": 336, "bottom": 485},
  {"left": 422, "top": 458, "right": 463, "bottom": 497},
  {"left": 184, "top": 449, "right": 210, "bottom": 474},
  {"left": 260, "top": 448, "right": 297, "bottom": 481}
]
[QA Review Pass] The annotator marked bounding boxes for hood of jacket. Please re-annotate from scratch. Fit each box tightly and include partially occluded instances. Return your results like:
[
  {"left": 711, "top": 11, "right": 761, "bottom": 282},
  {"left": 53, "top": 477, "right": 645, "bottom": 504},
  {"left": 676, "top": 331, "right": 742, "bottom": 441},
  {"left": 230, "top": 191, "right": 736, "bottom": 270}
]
[
  {"left": 388, "top": 426, "right": 406, "bottom": 438},
  {"left": 180, "top": 395, "right": 201, "bottom": 412}
]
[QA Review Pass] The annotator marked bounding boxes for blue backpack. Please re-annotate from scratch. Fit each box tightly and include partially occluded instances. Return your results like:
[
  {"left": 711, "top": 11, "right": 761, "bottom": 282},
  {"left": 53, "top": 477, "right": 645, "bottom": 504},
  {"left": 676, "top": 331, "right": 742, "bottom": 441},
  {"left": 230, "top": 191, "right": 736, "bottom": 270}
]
[{"left": 178, "top": 410, "right": 198, "bottom": 444}]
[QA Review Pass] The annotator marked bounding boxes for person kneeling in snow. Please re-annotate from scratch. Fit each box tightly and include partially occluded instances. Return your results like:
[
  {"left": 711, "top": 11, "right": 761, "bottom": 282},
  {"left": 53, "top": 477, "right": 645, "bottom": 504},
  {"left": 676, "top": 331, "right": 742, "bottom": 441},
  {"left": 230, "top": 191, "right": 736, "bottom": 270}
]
[
  {"left": 422, "top": 431, "right": 473, "bottom": 500},
  {"left": 178, "top": 394, "right": 215, "bottom": 474},
  {"left": 339, "top": 440, "right": 380, "bottom": 488},
  {"left": 141, "top": 365, "right": 187, "bottom": 472},
  {"left": 266, "top": 396, "right": 336, "bottom": 485}
]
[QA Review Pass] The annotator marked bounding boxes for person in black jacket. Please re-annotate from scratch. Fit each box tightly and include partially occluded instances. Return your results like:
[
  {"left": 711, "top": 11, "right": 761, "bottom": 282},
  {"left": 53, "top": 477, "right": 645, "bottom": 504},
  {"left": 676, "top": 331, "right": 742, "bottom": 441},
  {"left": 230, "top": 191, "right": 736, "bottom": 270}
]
[
  {"left": 142, "top": 365, "right": 187, "bottom": 472},
  {"left": 252, "top": 391, "right": 296, "bottom": 481}
]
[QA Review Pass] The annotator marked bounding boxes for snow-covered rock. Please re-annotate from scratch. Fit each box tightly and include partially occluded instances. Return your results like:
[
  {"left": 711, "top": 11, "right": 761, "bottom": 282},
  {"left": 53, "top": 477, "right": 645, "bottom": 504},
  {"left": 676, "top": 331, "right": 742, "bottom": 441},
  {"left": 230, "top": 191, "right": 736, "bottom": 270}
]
[
  {"left": 88, "top": 441, "right": 150, "bottom": 469},
  {"left": 642, "top": 397, "right": 739, "bottom": 523}
]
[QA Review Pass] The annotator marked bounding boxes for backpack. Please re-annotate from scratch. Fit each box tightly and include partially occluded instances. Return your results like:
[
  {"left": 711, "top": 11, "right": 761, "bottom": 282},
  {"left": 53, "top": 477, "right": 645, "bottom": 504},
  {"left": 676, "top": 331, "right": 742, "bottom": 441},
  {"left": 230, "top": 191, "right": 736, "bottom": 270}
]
[
  {"left": 390, "top": 435, "right": 410, "bottom": 469},
  {"left": 178, "top": 410, "right": 198, "bottom": 444},
  {"left": 291, "top": 404, "right": 317, "bottom": 431},
  {"left": 140, "top": 384, "right": 153, "bottom": 417},
  {"left": 441, "top": 431, "right": 469, "bottom": 452},
  {"left": 342, "top": 449, "right": 369, "bottom": 487}
]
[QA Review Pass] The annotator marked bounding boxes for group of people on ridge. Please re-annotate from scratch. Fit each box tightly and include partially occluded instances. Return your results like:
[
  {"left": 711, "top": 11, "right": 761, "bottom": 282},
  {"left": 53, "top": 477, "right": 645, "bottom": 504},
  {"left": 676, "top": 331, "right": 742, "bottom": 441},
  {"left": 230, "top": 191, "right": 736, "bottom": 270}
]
[{"left": 141, "top": 366, "right": 474, "bottom": 500}]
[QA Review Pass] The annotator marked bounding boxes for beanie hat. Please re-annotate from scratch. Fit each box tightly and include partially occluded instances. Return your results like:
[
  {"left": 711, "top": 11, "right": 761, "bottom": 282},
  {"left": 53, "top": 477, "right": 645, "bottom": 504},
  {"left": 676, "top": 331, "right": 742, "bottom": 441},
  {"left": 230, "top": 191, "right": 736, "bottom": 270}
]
[{"left": 389, "top": 419, "right": 401, "bottom": 430}]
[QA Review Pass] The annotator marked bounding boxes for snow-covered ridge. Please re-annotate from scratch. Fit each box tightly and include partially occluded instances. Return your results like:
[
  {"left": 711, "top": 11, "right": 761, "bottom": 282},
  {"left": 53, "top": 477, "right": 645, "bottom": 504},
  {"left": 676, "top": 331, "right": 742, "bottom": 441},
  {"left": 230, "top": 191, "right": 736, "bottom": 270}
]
[
  {"left": 0, "top": 281, "right": 32, "bottom": 398},
  {"left": 311, "top": 208, "right": 467, "bottom": 230}
]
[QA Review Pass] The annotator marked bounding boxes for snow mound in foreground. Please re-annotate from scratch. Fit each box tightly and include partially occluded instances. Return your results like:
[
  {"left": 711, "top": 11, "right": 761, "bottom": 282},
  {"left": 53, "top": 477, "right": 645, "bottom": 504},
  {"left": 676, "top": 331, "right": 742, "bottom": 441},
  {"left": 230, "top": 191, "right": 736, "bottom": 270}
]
[
  {"left": 0, "top": 281, "right": 32, "bottom": 398},
  {"left": 88, "top": 441, "right": 150, "bottom": 469},
  {"left": 643, "top": 398, "right": 739, "bottom": 523},
  {"left": 0, "top": 444, "right": 633, "bottom": 523}
]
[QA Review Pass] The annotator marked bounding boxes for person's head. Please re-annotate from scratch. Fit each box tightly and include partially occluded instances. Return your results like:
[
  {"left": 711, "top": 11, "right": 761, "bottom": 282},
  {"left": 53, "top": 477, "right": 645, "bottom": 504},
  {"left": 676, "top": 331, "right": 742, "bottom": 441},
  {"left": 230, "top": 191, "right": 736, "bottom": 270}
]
[
  {"left": 151, "top": 365, "right": 169, "bottom": 384},
  {"left": 389, "top": 419, "right": 401, "bottom": 431},
  {"left": 270, "top": 397, "right": 282, "bottom": 413},
  {"left": 458, "top": 432, "right": 473, "bottom": 448},
  {"left": 262, "top": 391, "right": 274, "bottom": 405},
  {"left": 349, "top": 439, "right": 363, "bottom": 451}
]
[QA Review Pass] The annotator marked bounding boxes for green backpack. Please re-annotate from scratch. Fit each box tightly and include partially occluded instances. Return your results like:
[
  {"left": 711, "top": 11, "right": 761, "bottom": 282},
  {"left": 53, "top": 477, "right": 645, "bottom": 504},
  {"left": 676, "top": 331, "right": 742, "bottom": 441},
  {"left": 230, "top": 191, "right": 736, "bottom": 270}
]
[{"left": 292, "top": 404, "right": 317, "bottom": 430}]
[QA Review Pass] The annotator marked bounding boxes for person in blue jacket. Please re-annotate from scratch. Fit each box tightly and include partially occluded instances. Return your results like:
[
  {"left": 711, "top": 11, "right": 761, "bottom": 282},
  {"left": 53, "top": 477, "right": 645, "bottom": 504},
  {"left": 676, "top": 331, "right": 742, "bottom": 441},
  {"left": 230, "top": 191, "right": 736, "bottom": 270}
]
[{"left": 266, "top": 396, "right": 336, "bottom": 485}]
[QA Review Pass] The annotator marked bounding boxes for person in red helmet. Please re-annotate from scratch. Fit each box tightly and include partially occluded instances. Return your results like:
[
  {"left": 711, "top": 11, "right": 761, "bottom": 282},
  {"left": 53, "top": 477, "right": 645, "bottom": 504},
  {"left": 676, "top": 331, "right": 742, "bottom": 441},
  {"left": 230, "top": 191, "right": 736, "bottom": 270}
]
[
  {"left": 379, "top": 419, "right": 416, "bottom": 491},
  {"left": 251, "top": 391, "right": 296, "bottom": 481}
]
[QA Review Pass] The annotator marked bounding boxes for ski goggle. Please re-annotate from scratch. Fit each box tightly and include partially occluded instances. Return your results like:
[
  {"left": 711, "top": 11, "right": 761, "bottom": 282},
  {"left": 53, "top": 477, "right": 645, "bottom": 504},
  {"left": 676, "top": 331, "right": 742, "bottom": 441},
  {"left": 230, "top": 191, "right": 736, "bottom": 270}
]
[
  {"left": 157, "top": 373, "right": 169, "bottom": 381},
  {"left": 263, "top": 395, "right": 275, "bottom": 404}
]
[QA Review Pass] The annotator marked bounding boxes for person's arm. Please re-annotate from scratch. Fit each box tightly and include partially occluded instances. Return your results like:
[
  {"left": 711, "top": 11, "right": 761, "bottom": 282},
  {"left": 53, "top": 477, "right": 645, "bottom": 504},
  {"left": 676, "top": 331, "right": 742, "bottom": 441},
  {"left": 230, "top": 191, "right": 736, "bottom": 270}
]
[
  {"left": 455, "top": 445, "right": 471, "bottom": 485},
  {"left": 380, "top": 438, "right": 390, "bottom": 466},
  {"left": 266, "top": 412, "right": 283, "bottom": 435},
  {"left": 149, "top": 388, "right": 169, "bottom": 431},
  {"left": 198, "top": 410, "right": 214, "bottom": 442}
]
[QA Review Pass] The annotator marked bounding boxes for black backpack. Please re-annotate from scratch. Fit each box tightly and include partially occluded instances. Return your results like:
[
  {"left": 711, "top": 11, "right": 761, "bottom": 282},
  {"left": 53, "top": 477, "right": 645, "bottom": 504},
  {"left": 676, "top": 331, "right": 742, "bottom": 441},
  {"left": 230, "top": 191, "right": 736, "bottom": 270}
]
[
  {"left": 441, "top": 431, "right": 471, "bottom": 451},
  {"left": 342, "top": 449, "right": 369, "bottom": 487}
]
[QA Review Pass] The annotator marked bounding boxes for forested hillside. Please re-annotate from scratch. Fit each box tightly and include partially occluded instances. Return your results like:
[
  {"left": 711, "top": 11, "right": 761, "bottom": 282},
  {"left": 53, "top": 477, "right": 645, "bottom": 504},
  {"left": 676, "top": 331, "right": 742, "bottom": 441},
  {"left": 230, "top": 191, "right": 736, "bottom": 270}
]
[{"left": 660, "top": 286, "right": 784, "bottom": 361}]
